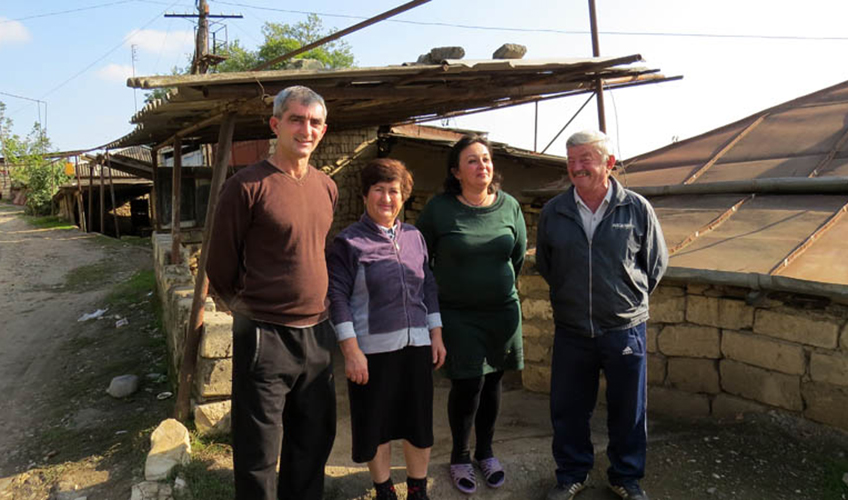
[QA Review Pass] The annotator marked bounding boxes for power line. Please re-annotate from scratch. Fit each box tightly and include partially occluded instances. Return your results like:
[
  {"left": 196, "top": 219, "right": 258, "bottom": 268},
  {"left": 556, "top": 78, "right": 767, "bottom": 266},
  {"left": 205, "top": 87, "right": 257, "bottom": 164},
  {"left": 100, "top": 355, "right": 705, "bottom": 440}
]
[
  {"left": 211, "top": 0, "right": 848, "bottom": 42},
  {"left": 39, "top": 0, "right": 184, "bottom": 100},
  {"left": 1, "top": 1, "right": 136, "bottom": 23}
]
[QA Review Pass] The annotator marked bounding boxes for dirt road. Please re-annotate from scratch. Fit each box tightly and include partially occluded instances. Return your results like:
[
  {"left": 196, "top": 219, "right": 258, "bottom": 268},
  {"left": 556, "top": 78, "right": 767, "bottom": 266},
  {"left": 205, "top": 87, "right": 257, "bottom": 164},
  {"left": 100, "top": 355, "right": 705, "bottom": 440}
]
[
  {"left": 0, "top": 203, "right": 167, "bottom": 499},
  {"left": 0, "top": 204, "right": 110, "bottom": 472}
]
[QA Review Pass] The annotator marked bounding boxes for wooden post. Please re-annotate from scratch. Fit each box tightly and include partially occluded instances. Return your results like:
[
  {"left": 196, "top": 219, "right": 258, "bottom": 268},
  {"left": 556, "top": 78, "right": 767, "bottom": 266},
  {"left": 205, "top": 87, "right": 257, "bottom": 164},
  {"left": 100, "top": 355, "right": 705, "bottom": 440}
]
[
  {"left": 88, "top": 159, "right": 94, "bottom": 232},
  {"left": 107, "top": 154, "right": 120, "bottom": 238},
  {"left": 170, "top": 138, "right": 182, "bottom": 265},
  {"left": 174, "top": 112, "right": 236, "bottom": 421},
  {"left": 152, "top": 148, "right": 161, "bottom": 232},
  {"left": 99, "top": 157, "right": 106, "bottom": 234},
  {"left": 74, "top": 156, "right": 86, "bottom": 232}
]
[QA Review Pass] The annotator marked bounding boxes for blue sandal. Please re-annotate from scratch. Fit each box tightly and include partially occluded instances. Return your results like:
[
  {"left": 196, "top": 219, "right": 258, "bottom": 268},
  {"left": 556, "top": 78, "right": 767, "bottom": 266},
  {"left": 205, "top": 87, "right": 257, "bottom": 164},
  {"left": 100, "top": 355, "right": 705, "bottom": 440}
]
[
  {"left": 478, "top": 457, "right": 505, "bottom": 488},
  {"left": 449, "top": 463, "right": 477, "bottom": 494}
]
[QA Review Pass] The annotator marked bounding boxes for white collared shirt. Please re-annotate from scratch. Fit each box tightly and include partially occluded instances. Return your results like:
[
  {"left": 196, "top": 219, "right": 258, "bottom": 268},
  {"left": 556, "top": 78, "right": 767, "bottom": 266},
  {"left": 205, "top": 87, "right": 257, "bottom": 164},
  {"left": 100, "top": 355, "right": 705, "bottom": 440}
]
[{"left": 574, "top": 183, "right": 613, "bottom": 240}]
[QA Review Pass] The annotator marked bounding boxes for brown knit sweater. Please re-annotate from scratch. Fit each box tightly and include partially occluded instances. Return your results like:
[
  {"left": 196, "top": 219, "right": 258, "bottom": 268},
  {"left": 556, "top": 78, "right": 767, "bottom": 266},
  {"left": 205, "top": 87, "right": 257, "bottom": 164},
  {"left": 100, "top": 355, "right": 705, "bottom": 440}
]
[{"left": 206, "top": 160, "right": 338, "bottom": 326}]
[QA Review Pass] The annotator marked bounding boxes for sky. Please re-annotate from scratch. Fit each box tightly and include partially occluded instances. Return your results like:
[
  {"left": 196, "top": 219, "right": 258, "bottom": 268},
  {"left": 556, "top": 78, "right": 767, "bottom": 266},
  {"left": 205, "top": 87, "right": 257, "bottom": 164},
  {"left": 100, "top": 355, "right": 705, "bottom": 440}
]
[{"left": 3, "top": 0, "right": 848, "bottom": 160}]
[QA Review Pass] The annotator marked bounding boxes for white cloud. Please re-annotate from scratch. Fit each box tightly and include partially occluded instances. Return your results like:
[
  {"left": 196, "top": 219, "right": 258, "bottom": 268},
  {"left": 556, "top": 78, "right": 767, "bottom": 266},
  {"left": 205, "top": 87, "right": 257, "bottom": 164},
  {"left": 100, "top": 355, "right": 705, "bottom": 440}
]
[
  {"left": 97, "top": 63, "right": 135, "bottom": 83},
  {"left": 125, "top": 29, "right": 195, "bottom": 55},
  {"left": 0, "top": 18, "right": 31, "bottom": 47}
]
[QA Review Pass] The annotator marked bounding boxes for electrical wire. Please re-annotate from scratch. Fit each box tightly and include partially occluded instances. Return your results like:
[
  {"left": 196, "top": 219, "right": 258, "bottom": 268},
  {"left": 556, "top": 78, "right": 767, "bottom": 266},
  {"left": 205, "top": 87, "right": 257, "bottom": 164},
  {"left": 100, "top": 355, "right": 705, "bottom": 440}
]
[
  {"left": 1, "top": 1, "right": 137, "bottom": 23},
  {"left": 208, "top": 1, "right": 848, "bottom": 42},
  {"left": 39, "top": 0, "right": 183, "bottom": 100}
]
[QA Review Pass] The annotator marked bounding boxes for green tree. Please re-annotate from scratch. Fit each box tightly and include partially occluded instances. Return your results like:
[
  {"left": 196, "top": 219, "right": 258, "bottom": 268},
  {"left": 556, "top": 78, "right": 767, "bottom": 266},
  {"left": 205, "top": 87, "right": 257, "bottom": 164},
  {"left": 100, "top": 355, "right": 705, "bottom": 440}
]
[
  {"left": 0, "top": 102, "right": 68, "bottom": 215},
  {"left": 216, "top": 14, "right": 355, "bottom": 72}
]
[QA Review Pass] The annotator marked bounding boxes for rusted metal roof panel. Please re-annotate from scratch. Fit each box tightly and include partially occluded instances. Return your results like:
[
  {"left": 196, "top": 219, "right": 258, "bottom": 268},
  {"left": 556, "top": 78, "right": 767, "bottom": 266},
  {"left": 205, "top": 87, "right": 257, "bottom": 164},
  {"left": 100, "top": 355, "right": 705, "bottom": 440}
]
[
  {"left": 617, "top": 79, "right": 848, "bottom": 289},
  {"left": 661, "top": 195, "right": 847, "bottom": 275},
  {"left": 779, "top": 214, "right": 848, "bottom": 285}
]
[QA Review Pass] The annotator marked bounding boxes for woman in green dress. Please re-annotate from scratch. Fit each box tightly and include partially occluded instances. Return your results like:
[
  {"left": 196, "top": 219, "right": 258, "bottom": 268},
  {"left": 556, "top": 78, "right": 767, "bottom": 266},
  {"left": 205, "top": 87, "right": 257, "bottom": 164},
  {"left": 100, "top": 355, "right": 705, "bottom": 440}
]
[{"left": 416, "top": 135, "right": 526, "bottom": 494}]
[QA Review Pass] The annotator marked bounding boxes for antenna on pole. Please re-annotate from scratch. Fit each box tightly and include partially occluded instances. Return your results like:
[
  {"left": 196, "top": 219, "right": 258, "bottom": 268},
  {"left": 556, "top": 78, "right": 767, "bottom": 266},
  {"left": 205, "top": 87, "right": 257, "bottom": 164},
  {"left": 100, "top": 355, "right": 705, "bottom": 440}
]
[{"left": 131, "top": 44, "right": 139, "bottom": 113}]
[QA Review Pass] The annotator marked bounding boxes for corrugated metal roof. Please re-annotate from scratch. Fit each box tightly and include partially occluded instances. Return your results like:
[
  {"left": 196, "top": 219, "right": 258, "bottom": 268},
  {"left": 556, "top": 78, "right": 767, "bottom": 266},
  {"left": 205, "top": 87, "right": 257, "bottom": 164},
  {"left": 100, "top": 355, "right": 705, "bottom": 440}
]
[{"left": 108, "top": 55, "right": 674, "bottom": 149}]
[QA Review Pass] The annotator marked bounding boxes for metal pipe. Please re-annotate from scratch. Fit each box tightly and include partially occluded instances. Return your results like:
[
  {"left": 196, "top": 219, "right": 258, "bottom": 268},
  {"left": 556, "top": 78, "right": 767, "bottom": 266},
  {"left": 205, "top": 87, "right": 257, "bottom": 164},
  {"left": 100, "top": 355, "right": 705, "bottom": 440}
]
[
  {"left": 252, "top": 0, "right": 431, "bottom": 71},
  {"left": 588, "top": 0, "right": 606, "bottom": 132},
  {"left": 524, "top": 177, "right": 848, "bottom": 198}
]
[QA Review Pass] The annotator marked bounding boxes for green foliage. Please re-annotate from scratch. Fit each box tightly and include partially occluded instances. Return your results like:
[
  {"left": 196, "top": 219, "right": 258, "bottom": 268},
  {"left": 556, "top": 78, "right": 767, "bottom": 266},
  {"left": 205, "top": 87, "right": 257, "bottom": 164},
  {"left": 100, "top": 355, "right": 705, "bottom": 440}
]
[
  {"left": 216, "top": 14, "right": 355, "bottom": 72},
  {"left": 0, "top": 101, "right": 67, "bottom": 215}
]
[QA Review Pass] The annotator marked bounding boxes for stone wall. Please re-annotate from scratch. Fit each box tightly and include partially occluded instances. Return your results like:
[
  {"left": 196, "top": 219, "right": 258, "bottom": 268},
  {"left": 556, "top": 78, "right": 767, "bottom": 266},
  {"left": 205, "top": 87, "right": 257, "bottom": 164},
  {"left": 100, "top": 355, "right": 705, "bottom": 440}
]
[
  {"left": 520, "top": 266, "right": 848, "bottom": 431},
  {"left": 152, "top": 233, "right": 235, "bottom": 434}
]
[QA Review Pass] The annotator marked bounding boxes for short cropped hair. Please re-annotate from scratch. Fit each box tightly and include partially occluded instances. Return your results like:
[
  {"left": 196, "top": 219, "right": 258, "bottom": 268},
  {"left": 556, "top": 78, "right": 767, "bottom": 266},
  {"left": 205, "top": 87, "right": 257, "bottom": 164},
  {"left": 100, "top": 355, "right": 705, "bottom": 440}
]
[
  {"left": 443, "top": 134, "right": 502, "bottom": 195},
  {"left": 566, "top": 129, "right": 613, "bottom": 164},
  {"left": 272, "top": 85, "right": 327, "bottom": 120},
  {"left": 360, "top": 158, "right": 414, "bottom": 201}
]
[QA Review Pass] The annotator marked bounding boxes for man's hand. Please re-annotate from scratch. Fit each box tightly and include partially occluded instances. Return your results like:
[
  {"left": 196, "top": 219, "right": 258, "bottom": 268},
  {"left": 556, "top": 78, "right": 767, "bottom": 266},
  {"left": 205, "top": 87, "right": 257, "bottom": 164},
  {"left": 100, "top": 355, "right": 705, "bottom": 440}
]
[
  {"left": 339, "top": 338, "right": 369, "bottom": 385},
  {"left": 430, "top": 327, "right": 446, "bottom": 370}
]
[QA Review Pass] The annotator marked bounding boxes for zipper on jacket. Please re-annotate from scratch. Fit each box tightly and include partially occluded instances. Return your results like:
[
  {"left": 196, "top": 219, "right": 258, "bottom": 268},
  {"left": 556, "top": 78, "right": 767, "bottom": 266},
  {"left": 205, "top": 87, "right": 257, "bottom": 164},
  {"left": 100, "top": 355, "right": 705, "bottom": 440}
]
[
  {"left": 392, "top": 232, "right": 413, "bottom": 346},
  {"left": 588, "top": 237, "right": 595, "bottom": 338}
]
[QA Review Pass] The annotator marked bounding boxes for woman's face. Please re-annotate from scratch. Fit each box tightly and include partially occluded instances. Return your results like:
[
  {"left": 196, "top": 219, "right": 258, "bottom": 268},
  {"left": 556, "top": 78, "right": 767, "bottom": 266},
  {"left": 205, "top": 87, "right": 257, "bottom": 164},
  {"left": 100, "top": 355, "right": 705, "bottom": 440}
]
[
  {"left": 364, "top": 180, "right": 404, "bottom": 227},
  {"left": 452, "top": 142, "right": 493, "bottom": 192}
]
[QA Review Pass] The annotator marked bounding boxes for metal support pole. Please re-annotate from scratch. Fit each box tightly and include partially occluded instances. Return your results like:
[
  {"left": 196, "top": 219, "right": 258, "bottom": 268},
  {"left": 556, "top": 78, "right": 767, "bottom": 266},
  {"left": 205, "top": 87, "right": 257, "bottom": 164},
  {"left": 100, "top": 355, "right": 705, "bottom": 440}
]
[
  {"left": 588, "top": 0, "right": 606, "bottom": 133},
  {"left": 174, "top": 112, "right": 237, "bottom": 421}
]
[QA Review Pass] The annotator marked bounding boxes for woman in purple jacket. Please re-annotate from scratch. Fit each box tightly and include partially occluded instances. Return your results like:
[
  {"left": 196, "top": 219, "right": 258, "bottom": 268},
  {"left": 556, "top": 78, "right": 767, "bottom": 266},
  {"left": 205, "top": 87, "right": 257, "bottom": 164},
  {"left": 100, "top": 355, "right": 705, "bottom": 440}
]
[{"left": 327, "top": 158, "right": 447, "bottom": 500}]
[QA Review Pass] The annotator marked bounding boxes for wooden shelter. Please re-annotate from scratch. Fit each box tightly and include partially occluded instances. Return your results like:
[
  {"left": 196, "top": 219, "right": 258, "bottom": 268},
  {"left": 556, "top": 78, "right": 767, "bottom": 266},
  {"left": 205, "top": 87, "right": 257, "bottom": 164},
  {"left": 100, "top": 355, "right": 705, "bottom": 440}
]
[{"left": 108, "top": 55, "right": 673, "bottom": 419}]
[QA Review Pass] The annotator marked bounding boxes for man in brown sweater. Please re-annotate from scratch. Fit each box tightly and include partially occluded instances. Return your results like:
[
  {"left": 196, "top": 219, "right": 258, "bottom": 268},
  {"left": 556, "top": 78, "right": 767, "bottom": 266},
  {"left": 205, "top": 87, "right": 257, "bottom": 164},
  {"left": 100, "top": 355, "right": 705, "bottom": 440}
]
[{"left": 206, "top": 85, "right": 338, "bottom": 500}]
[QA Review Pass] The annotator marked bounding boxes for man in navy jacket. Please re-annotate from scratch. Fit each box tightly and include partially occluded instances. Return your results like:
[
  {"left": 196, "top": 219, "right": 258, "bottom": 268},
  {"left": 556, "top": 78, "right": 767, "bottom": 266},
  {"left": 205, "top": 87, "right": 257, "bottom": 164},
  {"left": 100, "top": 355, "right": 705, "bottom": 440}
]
[{"left": 537, "top": 130, "right": 668, "bottom": 500}]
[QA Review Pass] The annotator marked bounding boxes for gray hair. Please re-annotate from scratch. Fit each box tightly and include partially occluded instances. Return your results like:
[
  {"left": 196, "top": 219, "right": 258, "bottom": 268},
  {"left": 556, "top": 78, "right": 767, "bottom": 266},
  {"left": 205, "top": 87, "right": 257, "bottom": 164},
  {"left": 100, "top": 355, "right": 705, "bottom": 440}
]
[
  {"left": 272, "top": 85, "right": 327, "bottom": 120},
  {"left": 566, "top": 129, "right": 613, "bottom": 163}
]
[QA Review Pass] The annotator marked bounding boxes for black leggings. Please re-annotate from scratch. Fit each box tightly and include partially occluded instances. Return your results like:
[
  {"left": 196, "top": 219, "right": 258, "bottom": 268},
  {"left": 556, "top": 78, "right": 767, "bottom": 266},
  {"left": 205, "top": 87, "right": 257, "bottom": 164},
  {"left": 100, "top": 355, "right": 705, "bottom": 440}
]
[{"left": 448, "top": 371, "right": 505, "bottom": 464}]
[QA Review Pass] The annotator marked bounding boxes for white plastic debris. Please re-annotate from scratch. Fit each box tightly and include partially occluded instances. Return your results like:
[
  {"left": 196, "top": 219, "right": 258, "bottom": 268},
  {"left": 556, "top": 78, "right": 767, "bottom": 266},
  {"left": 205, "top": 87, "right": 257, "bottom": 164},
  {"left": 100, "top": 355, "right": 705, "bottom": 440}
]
[
  {"left": 156, "top": 391, "right": 173, "bottom": 400},
  {"left": 115, "top": 318, "right": 129, "bottom": 328},
  {"left": 77, "top": 309, "right": 108, "bottom": 322}
]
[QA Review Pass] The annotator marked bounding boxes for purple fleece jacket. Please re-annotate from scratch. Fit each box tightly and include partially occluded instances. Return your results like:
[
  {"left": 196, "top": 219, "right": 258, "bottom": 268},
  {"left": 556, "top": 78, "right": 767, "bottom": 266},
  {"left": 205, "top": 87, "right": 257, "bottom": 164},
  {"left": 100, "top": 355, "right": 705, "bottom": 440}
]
[{"left": 327, "top": 214, "right": 442, "bottom": 355}]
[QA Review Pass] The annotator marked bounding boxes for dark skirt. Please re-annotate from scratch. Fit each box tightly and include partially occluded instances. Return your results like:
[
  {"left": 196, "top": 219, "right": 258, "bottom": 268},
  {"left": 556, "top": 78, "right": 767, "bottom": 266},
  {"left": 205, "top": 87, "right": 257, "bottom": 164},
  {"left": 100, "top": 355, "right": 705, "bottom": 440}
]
[{"left": 347, "top": 345, "right": 434, "bottom": 463}]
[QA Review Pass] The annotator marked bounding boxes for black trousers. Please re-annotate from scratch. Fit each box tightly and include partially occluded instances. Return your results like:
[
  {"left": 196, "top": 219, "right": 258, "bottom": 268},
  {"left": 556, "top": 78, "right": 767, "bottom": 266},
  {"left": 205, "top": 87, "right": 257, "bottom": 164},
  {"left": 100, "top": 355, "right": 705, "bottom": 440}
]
[
  {"left": 231, "top": 314, "right": 337, "bottom": 500},
  {"left": 448, "top": 371, "right": 505, "bottom": 464}
]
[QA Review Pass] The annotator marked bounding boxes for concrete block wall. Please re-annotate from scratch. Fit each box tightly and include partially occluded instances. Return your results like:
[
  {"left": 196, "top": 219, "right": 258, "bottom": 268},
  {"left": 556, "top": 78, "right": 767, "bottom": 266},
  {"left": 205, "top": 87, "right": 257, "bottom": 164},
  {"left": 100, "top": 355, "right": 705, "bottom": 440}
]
[{"left": 520, "top": 270, "right": 848, "bottom": 431}]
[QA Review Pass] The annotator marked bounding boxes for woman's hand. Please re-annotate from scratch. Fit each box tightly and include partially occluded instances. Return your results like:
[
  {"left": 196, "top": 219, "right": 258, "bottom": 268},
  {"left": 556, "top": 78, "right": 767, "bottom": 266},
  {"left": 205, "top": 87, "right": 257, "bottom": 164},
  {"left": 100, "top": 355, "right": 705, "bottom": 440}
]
[
  {"left": 430, "top": 327, "right": 446, "bottom": 370},
  {"left": 339, "top": 338, "right": 369, "bottom": 385}
]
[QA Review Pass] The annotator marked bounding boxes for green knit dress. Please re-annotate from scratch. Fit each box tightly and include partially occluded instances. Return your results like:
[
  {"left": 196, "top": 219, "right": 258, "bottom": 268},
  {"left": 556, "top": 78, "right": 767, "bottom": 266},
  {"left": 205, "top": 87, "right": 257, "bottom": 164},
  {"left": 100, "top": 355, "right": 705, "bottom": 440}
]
[{"left": 416, "top": 191, "right": 527, "bottom": 379}]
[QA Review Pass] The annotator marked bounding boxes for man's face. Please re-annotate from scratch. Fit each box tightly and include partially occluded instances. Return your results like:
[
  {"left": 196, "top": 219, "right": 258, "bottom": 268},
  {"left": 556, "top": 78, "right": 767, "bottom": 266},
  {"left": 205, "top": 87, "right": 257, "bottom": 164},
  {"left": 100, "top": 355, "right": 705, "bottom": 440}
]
[
  {"left": 269, "top": 100, "right": 327, "bottom": 161},
  {"left": 566, "top": 143, "right": 614, "bottom": 196}
]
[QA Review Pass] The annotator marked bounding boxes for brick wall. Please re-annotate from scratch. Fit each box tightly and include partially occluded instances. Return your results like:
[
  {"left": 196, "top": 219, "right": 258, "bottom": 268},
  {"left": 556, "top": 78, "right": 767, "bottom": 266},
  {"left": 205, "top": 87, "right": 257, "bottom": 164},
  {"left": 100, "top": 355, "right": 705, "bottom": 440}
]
[{"left": 520, "top": 265, "right": 848, "bottom": 431}]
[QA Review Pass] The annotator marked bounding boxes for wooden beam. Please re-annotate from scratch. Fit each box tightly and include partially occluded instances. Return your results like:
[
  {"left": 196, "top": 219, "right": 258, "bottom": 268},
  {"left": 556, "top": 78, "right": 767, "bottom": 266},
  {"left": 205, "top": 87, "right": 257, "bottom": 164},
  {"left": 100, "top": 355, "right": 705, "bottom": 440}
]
[
  {"left": 73, "top": 156, "right": 86, "bottom": 232},
  {"left": 107, "top": 155, "right": 120, "bottom": 238},
  {"left": 88, "top": 160, "right": 94, "bottom": 232},
  {"left": 155, "top": 112, "right": 225, "bottom": 150},
  {"left": 682, "top": 114, "right": 768, "bottom": 185},
  {"left": 174, "top": 112, "right": 237, "bottom": 422},
  {"left": 769, "top": 200, "right": 848, "bottom": 275},
  {"left": 152, "top": 148, "right": 161, "bottom": 232},
  {"left": 252, "top": 0, "right": 431, "bottom": 71},
  {"left": 170, "top": 137, "right": 183, "bottom": 265},
  {"left": 99, "top": 158, "right": 105, "bottom": 234}
]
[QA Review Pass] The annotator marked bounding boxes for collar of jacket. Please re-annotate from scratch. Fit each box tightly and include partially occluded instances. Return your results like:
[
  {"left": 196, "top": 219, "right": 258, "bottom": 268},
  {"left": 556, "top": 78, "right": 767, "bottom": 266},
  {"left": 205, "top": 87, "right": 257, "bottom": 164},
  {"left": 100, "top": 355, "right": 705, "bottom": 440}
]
[
  {"left": 359, "top": 212, "right": 401, "bottom": 239},
  {"left": 554, "top": 177, "right": 631, "bottom": 219}
]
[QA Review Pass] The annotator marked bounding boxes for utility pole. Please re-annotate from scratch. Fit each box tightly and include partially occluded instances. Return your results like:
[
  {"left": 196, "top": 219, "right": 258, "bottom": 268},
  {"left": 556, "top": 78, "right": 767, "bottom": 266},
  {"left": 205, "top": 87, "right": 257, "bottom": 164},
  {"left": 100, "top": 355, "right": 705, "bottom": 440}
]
[{"left": 165, "top": 0, "right": 242, "bottom": 75}]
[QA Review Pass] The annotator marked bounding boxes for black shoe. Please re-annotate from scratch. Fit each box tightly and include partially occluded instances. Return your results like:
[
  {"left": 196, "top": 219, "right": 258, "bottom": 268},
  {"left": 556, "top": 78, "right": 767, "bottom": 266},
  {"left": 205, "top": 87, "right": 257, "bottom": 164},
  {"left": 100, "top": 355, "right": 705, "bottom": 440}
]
[
  {"left": 609, "top": 482, "right": 649, "bottom": 500},
  {"left": 546, "top": 476, "right": 588, "bottom": 500}
]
